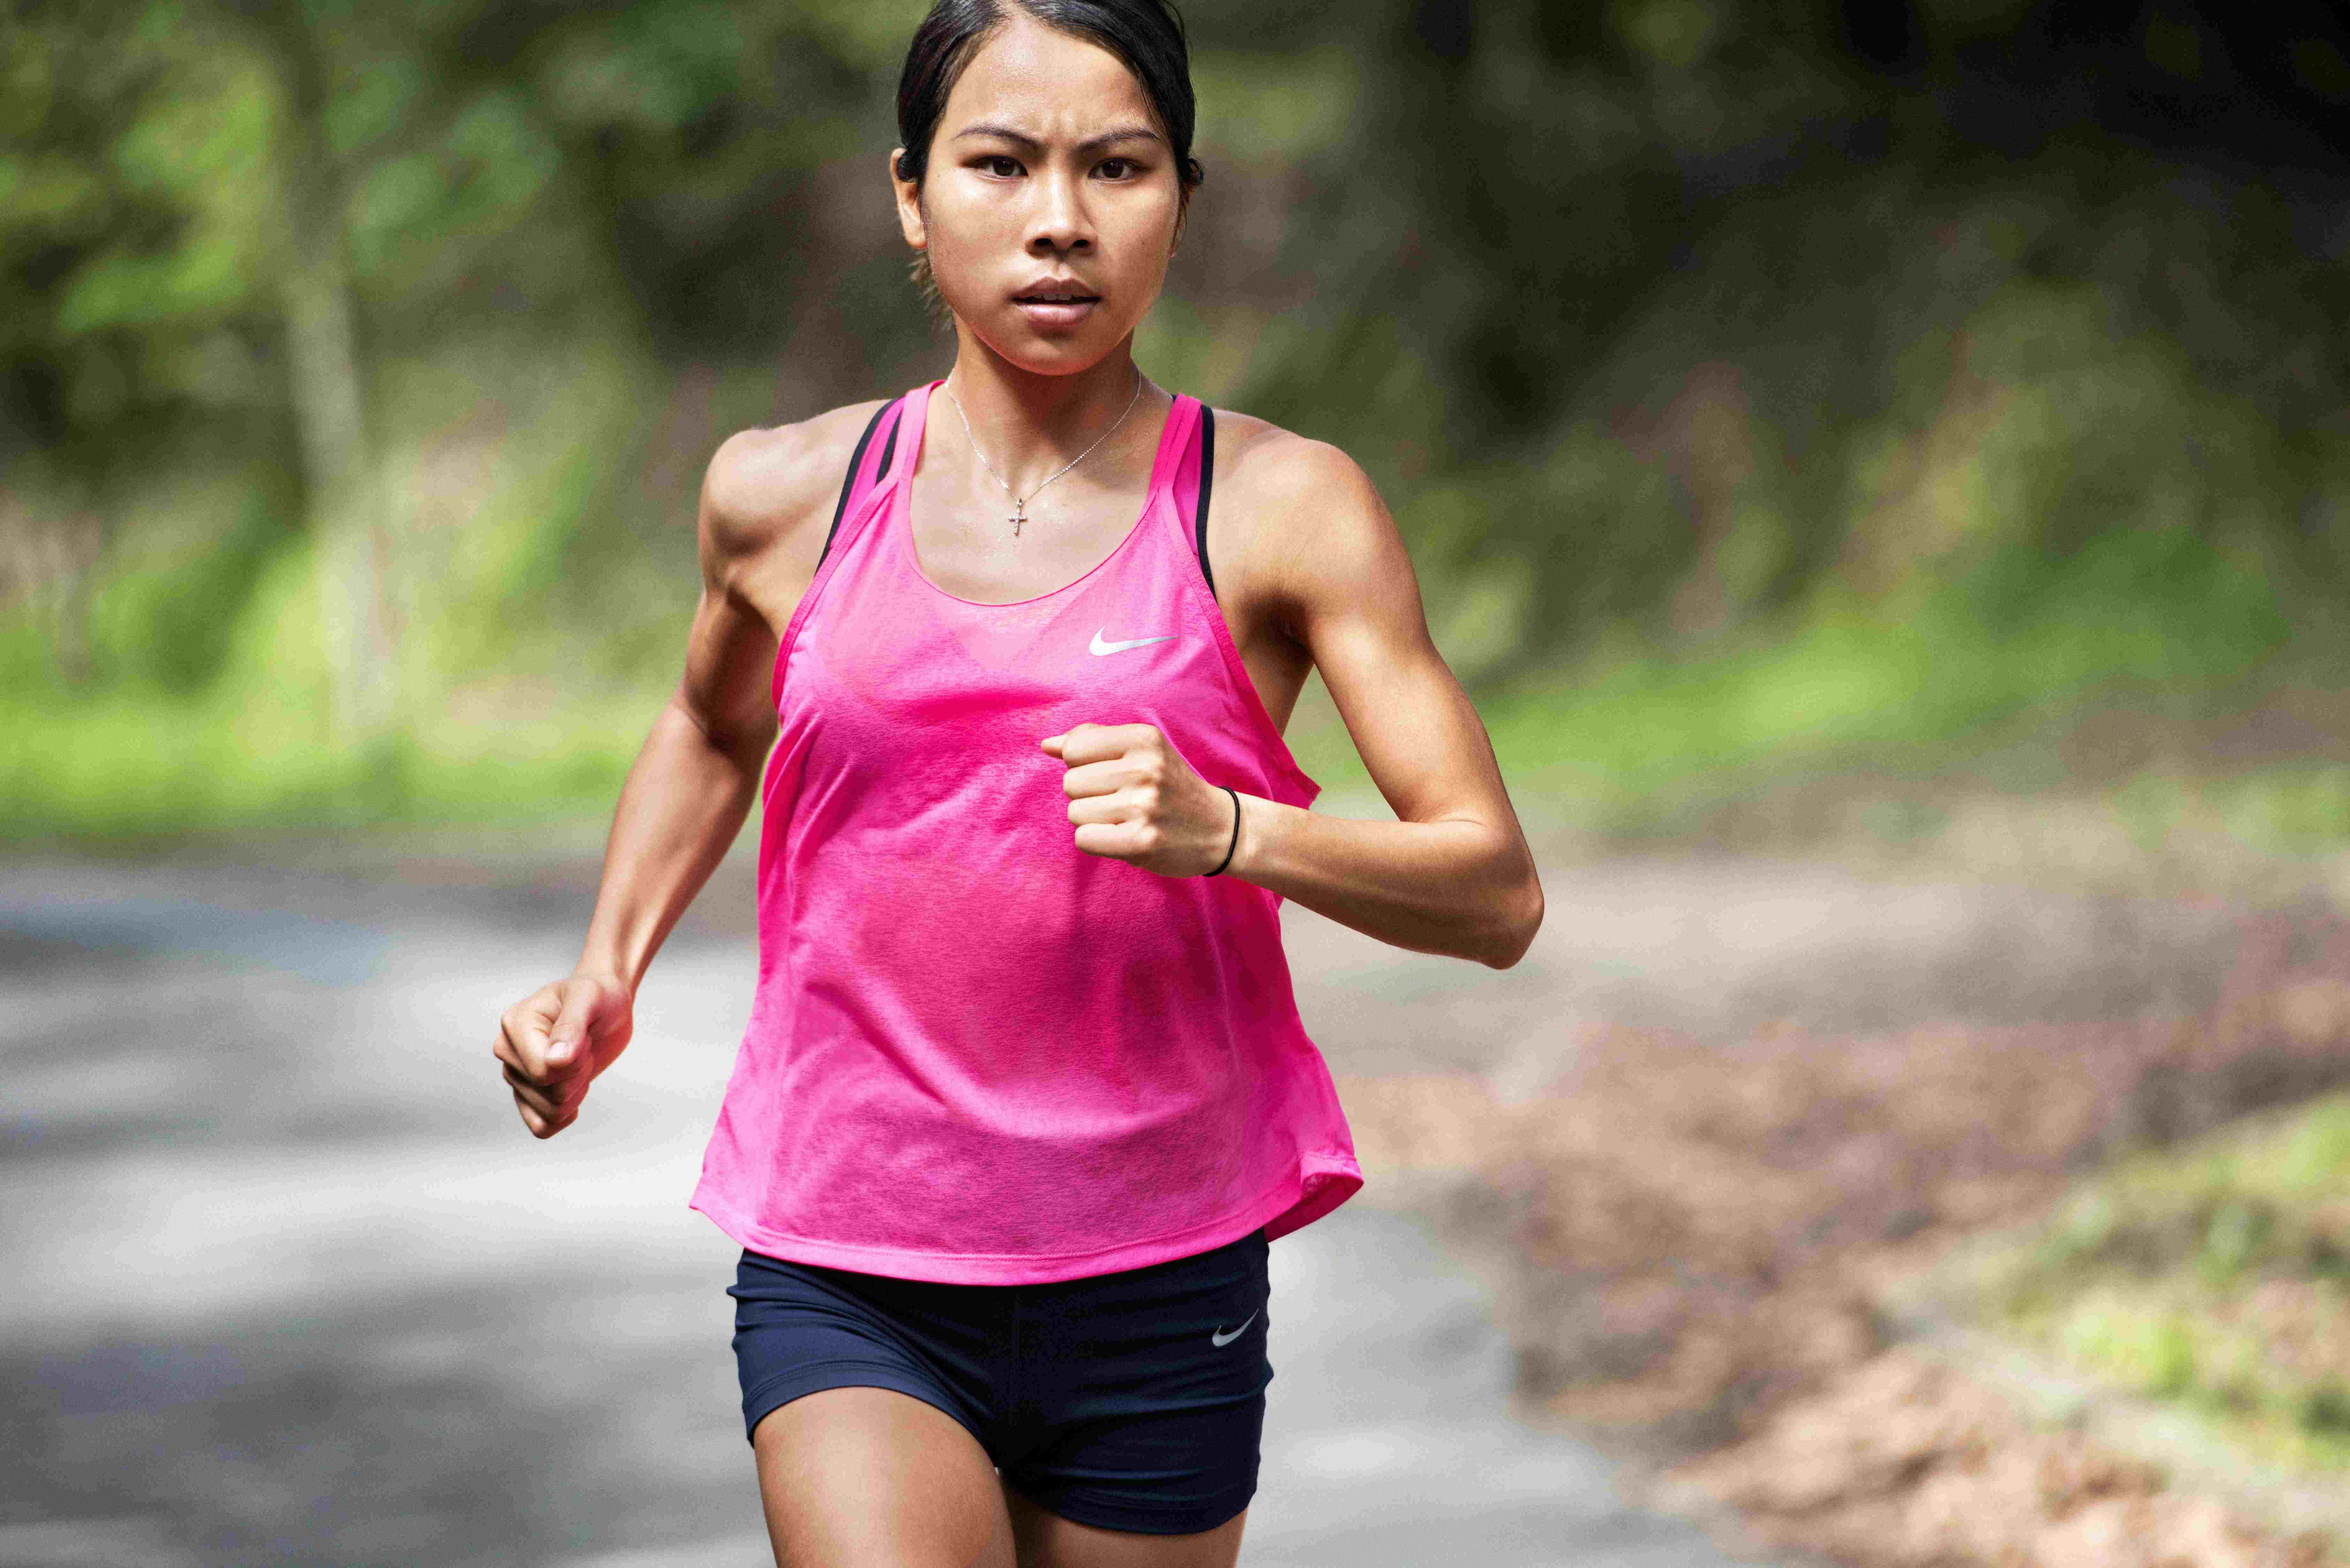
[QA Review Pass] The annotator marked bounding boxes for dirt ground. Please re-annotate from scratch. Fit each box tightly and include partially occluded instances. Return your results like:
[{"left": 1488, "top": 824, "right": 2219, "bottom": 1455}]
[{"left": 1296, "top": 820, "right": 2350, "bottom": 1568}]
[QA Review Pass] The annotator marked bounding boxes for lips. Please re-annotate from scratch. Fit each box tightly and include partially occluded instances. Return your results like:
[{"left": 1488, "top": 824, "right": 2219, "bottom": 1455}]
[
  {"left": 1010, "top": 281, "right": 1101, "bottom": 332},
  {"left": 1012, "top": 280, "right": 1100, "bottom": 305}
]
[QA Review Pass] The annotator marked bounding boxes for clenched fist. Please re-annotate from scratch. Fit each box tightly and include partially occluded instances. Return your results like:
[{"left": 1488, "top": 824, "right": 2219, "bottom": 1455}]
[
  {"left": 1040, "top": 721, "right": 1245, "bottom": 878},
  {"left": 493, "top": 972, "right": 633, "bottom": 1138}
]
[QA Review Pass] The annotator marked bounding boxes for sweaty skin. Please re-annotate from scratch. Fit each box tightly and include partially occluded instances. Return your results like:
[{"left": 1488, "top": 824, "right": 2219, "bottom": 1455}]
[
  {"left": 493, "top": 19, "right": 1541, "bottom": 1147},
  {"left": 492, "top": 392, "right": 1542, "bottom": 1132},
  {"left": 491, "top": 14, "right": 1543, "bottom": 1567}
]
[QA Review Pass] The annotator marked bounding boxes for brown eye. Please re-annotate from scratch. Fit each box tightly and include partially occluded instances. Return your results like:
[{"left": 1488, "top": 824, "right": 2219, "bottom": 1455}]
[
  {"left": 1098, "top": 158, "right": 1137, "bottom": 180},
  {"left": 980, "top": 155, "right": 1020, "bottom": 177}
]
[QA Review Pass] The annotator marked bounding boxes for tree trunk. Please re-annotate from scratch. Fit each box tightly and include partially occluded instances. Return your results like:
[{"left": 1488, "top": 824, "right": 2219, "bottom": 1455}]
[{"left": 262, "top": 6, "right": 393, "bottom": 742}]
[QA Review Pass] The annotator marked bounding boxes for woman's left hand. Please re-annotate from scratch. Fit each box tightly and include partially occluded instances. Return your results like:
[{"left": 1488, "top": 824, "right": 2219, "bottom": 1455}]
[{"left": 1042, "top": 721, "right": 1243, "bottom": 878}]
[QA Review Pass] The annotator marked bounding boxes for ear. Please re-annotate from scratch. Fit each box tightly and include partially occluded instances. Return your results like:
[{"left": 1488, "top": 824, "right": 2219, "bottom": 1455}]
[{"left": 891, "top": 148, "right": 928, "bottom": 251}]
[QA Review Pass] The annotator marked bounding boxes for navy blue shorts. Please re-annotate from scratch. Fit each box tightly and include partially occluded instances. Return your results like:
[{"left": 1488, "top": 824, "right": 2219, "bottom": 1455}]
[{"left": 727, "top": 1226, "right": 1272, "bottom": 1536}]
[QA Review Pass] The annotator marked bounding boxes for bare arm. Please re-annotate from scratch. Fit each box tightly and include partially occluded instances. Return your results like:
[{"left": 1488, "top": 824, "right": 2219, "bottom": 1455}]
[
  {"left": 491, "top": 407, "right": 872, "bottom": 1137},
  {"left": 572, "top": 487, "right": 786, "bottom": 999},
  {"left": 1041, "top": 430, "right": 1543, "bottom": 969},
  {"left": 1222, "top": 436, "right": 1543, "bottom": 967}
]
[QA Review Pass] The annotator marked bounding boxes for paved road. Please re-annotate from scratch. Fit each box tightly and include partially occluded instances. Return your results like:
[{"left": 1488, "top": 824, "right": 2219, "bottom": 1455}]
[{"left": 0, "top": 856, "right": 1784, "bottom": 1567}]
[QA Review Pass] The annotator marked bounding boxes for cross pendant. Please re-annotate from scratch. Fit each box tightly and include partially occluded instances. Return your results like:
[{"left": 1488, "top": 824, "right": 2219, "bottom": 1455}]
[{"left": 1011, "top": 502, "right": 1027, "bottom": 536}]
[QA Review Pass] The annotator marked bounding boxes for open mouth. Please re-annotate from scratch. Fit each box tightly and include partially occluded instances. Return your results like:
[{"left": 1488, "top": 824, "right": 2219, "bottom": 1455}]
[{"left": 1013, "top": 289, "right": 1101, "bottom": 305}]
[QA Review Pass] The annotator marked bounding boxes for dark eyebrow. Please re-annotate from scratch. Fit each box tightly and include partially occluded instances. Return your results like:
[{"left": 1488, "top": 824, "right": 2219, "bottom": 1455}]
[{"left": 951, "top": 122, "right": 1167, "bottom": 157}]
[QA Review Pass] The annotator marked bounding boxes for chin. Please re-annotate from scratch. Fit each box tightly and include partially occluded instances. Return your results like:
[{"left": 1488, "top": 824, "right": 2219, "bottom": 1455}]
[{"left": 977, "top": 319, "right": 1132, "bottom": 376}]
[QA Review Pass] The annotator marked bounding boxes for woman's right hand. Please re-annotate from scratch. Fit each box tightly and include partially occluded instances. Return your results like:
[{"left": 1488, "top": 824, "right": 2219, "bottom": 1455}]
[{"left": 493, "top": 973, "right": 635, "bottom": 1139}]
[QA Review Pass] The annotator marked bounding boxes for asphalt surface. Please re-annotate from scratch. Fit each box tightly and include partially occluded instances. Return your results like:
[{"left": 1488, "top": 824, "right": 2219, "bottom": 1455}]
[{"left": 0, "top": 855, "right": 1785, "bottom": 1567}]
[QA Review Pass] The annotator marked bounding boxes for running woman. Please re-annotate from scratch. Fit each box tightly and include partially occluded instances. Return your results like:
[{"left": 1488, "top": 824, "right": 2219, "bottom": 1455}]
[{"left": 492, "top": 2, "right": 1544, "bottom": 1564}]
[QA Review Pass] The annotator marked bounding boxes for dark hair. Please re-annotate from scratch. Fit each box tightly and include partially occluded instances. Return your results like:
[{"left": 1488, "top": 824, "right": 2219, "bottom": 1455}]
[{"left": 894, "top": 0, "right": 1206, "bottom": 310}]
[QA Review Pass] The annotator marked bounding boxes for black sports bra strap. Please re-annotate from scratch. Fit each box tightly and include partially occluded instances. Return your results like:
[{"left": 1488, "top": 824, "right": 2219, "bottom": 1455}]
[
  {"left": 875, "top": 407, "right": 901, "bottom": 487},
  {"left": 1194, "top": 405, "right": 1217, "bottom": 602},
  {"left": 819, "top": 400, "right": 896, "bottom": 569}
]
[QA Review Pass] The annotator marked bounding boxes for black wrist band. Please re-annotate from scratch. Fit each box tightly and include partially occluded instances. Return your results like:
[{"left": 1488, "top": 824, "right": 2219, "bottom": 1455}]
[{"left": 1204, "top": 785, "right": 1240, "bottom": 877}]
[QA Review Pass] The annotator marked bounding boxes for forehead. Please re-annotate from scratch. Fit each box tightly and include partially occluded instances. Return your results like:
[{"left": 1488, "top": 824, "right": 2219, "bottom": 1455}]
[{"left": 941, "top": 14, "right": 1159, "bottom": 137}]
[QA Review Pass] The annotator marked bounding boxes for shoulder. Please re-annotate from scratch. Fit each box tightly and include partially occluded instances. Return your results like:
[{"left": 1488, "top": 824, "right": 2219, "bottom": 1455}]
[
  {"left": 1203, "top": 409, "right": 1413, "bottom": 613},
  {"left": 1207, "top": 410, "right": 1384, "bottom": 524},
  {"left": 699, "top": 397, "right": 894, "bottom": 569}
]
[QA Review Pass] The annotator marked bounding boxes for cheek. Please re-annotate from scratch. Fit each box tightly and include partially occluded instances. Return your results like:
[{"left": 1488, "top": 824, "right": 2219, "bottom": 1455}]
[
  {"left": 922, "top": 186, "right": 1015, "bottom": 264},
  {"left": 1107, "top": 202, "right": 1180, "bottom": 283}
]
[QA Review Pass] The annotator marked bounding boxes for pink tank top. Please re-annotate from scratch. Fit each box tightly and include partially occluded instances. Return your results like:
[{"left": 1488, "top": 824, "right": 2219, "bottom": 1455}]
[{"left": 689, "top": 381, "right": 1363, "bottom": 1284}]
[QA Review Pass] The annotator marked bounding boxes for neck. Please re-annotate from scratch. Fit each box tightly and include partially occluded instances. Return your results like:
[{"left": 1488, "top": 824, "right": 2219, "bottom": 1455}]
[{"left": 942, "top": 331, "right": 1152, "bottom": 486}]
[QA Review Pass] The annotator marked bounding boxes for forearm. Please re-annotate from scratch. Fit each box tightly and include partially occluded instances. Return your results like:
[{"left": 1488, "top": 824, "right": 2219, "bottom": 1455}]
[
  {"left": 574, "top": 698, "right": 765, "bottom": 992},
  {"left": 1226, "top": 797, "right": 1541, "bottom": 969}
]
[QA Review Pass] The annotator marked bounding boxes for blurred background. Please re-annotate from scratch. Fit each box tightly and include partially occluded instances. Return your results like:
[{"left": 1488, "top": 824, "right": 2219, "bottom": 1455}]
[
  {"left": 7, "top": 0, "right": 2350, "bottom": 849},
  {"left": 12, "top": 1, "right": 2350, "bottom": 1565}
]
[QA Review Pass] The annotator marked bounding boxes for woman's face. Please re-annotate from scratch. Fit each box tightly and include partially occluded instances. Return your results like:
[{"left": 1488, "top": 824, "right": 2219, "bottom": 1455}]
[{"left": 894, "top": 15, "right": 1184, "bottom": 376}]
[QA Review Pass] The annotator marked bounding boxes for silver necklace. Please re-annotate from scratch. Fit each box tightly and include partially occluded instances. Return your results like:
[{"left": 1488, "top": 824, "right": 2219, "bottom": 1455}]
[{"left": 940, "top": 370, "right": 1145, "bottom": 536}]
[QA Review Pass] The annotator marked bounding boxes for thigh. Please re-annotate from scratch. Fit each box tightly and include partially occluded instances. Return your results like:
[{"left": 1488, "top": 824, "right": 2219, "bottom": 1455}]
[
  {"left": 729, "top": 1248, "right": 1017, "bottom": 1567},
  {"left": 753, "top": 1386, "right": 1014, "bottom": 1568},
  {"left": 1004, "top": 1485, "right": 1246, "bottom": 1568}
]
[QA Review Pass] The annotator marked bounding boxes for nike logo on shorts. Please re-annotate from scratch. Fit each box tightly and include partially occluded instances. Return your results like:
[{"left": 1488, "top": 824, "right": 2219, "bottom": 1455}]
[
  {"left": 1091, "top": 628, "right": 1177, "bottom": 656},
  {"left": 1211, "top": 1310, "right": 1258, "bottom": 1347}
]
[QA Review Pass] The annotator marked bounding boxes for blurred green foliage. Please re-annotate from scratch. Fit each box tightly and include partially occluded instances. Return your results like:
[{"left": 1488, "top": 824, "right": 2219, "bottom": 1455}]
[
  {"left": 4, "top": 0, "right": 2350, "bottom": 842},
  {"left": 1981, "top": 1092, "right": 2350, "bottom": 1474}
]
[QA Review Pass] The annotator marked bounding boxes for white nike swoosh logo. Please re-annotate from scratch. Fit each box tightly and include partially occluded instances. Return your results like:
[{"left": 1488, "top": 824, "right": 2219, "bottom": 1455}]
[
  {"left": 1090, "top": 628, "right": 1177, "bottom": 656},
  {"left": 1211, "top": 1310, "right": 1258, "bottom": 1347}
]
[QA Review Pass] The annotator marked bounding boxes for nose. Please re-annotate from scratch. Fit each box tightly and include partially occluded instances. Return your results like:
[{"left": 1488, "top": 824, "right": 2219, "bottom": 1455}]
[{"left": 1026, "top": 164, "right": 1094, "bottom": 258}]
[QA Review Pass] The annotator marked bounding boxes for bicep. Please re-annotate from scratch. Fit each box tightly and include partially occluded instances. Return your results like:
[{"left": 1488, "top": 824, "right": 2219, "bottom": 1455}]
[
  {"left": 673, "top": 439, "right": 792, "bottom": 767},
  {"left": 666, "top": 407, "right": 880, "bottom": 766},
  {"left": 1280, "top": 459, "right": 1511, "bottom": 827},
  {"left": 675, "top": 586, "right": 780, "bottom": 767}
]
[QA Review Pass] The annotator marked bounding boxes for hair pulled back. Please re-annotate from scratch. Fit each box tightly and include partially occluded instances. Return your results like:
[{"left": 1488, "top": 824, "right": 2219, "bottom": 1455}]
[{"left": 894, "top": 0, "right": 1207, "bottom": 196}]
